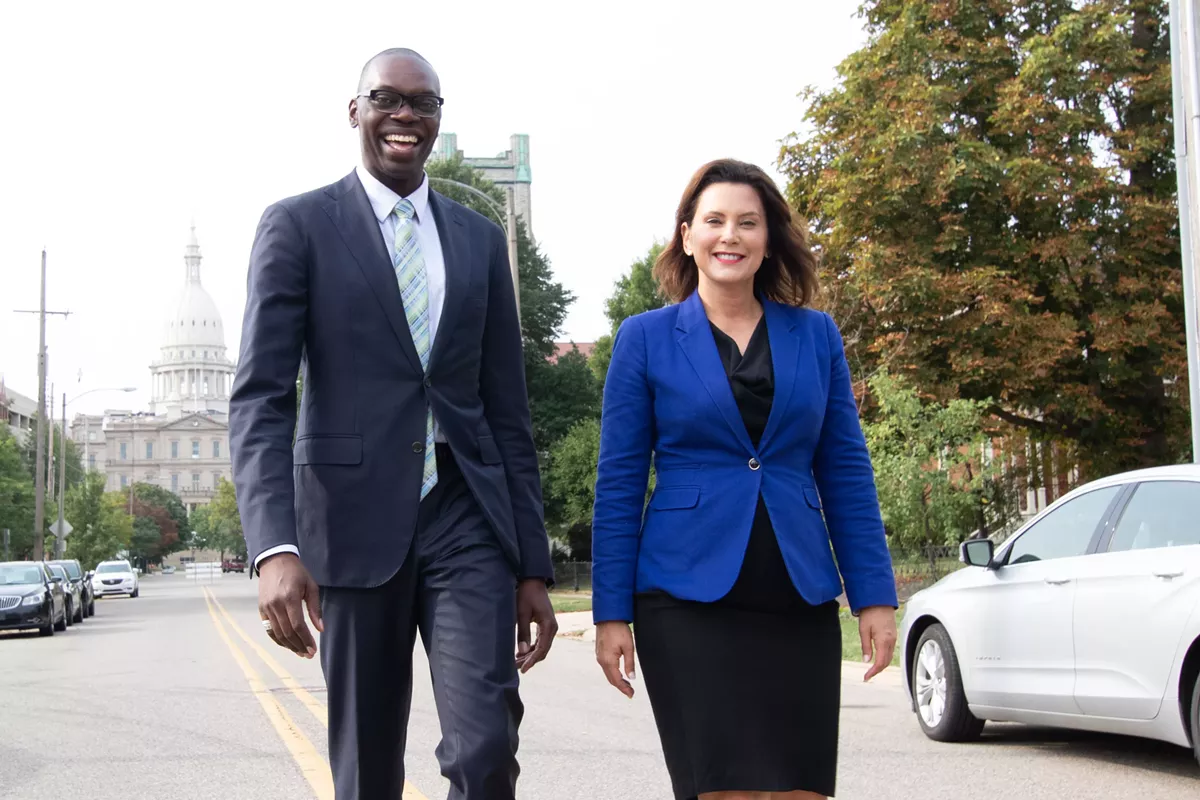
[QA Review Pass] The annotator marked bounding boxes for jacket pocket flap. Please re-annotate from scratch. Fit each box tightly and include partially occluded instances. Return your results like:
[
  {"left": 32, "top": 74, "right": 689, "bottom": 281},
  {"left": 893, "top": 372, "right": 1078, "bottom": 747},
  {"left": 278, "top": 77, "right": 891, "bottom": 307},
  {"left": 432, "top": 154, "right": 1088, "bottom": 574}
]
[
  {"left": 478, "top": 435, "right": 502, "bottom": 465},
  {"left": 649, "top": 486, "right": 700, "bottom": 510},
  {"left": 803, "top": 485, "right": 822, "bottom": 510},
  {"left": 294, "top": 435, "right": 363, "bottom": 466}
]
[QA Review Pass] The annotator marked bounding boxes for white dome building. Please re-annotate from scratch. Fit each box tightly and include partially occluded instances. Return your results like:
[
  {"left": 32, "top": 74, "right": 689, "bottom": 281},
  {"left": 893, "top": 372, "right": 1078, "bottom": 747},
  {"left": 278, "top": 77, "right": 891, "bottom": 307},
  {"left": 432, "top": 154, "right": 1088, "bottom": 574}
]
[{"left": 149, "top": 225, "right": 236, "bottom": 419}]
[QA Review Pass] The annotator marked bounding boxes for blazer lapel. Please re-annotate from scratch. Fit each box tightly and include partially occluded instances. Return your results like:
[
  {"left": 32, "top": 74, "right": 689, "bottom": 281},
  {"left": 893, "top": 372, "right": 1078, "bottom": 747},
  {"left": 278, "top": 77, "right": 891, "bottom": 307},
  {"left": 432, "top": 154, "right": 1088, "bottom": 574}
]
[
  {"left": 759, "top": 299, "right": 799, "bottom": 448},
  {"left": 323, "top": 171, "right": 422, "bottom": 373},
  {"left": 427, "top": 191, "right": 469, "bottom": 370},
  {"left": 675, "top": 291, "right": 756, "bottom": 454}
]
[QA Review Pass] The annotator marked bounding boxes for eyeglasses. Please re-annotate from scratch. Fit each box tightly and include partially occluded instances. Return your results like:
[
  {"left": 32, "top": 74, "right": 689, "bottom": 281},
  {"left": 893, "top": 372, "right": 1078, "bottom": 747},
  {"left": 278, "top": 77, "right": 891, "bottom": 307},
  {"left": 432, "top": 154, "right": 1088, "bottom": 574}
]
[{"left": 358, "top": 90, "right": 444, "bottom": 118}]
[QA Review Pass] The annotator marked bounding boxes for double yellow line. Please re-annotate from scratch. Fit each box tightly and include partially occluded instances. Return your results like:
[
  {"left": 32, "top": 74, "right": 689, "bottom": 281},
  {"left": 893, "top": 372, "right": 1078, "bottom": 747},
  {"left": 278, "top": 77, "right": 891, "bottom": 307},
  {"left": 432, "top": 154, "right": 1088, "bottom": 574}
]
[{"left": 201, "top": 586, "right": 428, "bottom": 800}]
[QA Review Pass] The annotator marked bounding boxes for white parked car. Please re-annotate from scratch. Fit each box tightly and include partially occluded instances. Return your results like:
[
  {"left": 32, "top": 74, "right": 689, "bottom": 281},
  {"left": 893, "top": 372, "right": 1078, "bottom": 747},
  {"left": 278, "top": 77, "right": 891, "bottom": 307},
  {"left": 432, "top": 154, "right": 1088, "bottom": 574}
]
[
  {"left": 91, "top": 560, "right": 140, "bottom": 598},
  {"left": 900, "top": 464, "right": 1200, "bottom": 766}
]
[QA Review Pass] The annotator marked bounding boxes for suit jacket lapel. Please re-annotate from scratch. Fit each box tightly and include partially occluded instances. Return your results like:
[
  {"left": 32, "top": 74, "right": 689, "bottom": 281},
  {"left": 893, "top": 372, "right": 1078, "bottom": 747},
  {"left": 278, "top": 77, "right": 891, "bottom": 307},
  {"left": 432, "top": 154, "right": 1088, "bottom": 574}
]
[
  {"left": 675, "top": 291, "right": 756, "bottom": 454},
  {"left": 427, "top": 190, "right": 468, "bottom": 371},
  {"left": 759, "top": 299, "right": 799, "bottom": 448},
  {"left": 323, "top": 171, "right": 422, "bottom": 372}
]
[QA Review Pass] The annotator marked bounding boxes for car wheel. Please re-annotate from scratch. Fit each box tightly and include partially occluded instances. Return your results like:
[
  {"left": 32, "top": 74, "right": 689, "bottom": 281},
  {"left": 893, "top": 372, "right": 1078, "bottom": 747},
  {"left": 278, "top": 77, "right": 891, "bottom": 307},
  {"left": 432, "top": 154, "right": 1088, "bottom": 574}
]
[
  {"left": 87, "top": 599, "right": 95, "bottom": 616},
  {"left": 54, "top": 608, "right": 67, "bottom": 632},
  {"left": 131, "top": 587, "right": 139, "bottom": 598},
  {"left": 912, "top": 623, "right": 984, "bottom": 742},
  {"left": 1191, "top": 669, "right": 1199, "bottom": 768},
  {"left": 73, "top": 600, "right": 83, "bottom": 624},
  {"left": 64, "top": 601, "right": 72, "bottom": 627},
  {"left": 40, "top": 620, "right": 53, "bottom": 637}
]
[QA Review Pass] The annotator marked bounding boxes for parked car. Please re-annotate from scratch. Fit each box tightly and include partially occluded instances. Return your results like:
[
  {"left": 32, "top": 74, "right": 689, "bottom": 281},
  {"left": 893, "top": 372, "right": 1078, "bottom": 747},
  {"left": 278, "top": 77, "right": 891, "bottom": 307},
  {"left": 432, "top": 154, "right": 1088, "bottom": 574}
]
[
  {"left": 900, "top": 464, "right": 1200, "bottom": 767},
  {"left": 46, "top": 563, "right": 80, "bottom": 628},
  {"left": 222, "top": 559, "right": 245, "bottom": 574},
  {"left": 48, "top": 558, "right": 94, "bottom": 620},
  {"left": 0, "top": 561, "right": 68, "bottom": 636},
  {"left": 91, "top": 560, "right": 139, "bottom": 598}
]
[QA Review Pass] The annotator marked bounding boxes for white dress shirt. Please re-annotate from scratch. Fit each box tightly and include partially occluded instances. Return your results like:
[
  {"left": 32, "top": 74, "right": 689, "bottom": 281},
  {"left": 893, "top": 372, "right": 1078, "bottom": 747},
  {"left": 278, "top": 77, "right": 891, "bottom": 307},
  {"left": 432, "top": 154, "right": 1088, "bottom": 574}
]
[{"left": 255, "top": 165, "right": 448, "bottom": 570}]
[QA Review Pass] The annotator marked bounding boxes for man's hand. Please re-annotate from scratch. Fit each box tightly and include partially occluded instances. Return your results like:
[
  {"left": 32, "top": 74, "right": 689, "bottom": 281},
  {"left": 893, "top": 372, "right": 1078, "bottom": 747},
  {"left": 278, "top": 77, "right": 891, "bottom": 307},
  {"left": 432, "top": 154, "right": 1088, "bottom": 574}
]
[
  {"left": 595, "top": 621, "right": 636, "bottom": 698},
  {"left": 858, "top": 605, "right": 898, "bottom": 681},
  {"left": 258, "top": 553, "right": 323, "bottom": 659},
  {"left": 515, "top": 579, "right": 557, "bottom": 673}
]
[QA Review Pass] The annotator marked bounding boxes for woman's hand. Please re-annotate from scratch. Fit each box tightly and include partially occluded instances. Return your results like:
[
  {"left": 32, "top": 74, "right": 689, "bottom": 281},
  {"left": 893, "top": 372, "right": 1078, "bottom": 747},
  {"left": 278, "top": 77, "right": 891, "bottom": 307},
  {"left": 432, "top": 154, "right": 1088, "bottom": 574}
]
[
  {"left": 858, "top": 605, "right": 898, "bottom": 681},
  {"left": 595, "top": 621, "right": 637, "bottom": 698}
]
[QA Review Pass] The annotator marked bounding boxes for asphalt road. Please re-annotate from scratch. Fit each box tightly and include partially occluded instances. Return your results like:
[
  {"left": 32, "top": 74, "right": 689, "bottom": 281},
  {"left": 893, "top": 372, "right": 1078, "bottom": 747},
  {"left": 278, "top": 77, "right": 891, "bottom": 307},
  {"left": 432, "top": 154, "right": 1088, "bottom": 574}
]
[{"left": 1, "top": 574, "right": 1197, "bottom": 799}]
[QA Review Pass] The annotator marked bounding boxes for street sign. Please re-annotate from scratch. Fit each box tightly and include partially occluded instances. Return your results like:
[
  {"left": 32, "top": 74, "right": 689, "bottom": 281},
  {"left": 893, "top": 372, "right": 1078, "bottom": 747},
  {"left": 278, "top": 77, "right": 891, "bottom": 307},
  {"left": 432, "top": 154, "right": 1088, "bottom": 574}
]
[{"left": 49, "top": 520, "right": 73, "bottom": 537}]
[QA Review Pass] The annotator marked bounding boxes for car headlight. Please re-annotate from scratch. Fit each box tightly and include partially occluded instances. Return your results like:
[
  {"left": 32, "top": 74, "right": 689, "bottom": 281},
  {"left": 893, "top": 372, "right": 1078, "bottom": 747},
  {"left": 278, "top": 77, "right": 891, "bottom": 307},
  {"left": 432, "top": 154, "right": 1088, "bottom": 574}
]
[{"left": 21, "top": 593, "right": 46, "bottom": 606}]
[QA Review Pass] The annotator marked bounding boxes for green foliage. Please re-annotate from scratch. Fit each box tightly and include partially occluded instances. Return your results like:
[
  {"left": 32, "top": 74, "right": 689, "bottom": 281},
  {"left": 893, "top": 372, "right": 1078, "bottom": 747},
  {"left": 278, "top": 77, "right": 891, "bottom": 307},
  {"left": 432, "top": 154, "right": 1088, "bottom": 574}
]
[
  {"left": 20, "top": 418, "right": 85, "bottom": 494},
  {"left": 133, "top": 483, "right": 188, "bottom": 553},
  {"left": 63, "top": 473, "right": 133, "bottom": 570},
  {"left": 205, "top": 478, "right": 247, "bottom": 560},
  {"left": 862, "top": 370, "right": 1013, "bottom": 552},
  {"left": 545, "top": 418, "right": 602, "bottom": 532},
  {"left": 589, "top": 243, "right": 668, "bottom": 389},
  {"left": 527, "top": 348, "right": 601, "bottom": 455},
  {"left": 781, "top": 0, "right": 1186, "bottom": 476},
  {"left": 0, "top": 426, "right": 35, "bottom": 559}
]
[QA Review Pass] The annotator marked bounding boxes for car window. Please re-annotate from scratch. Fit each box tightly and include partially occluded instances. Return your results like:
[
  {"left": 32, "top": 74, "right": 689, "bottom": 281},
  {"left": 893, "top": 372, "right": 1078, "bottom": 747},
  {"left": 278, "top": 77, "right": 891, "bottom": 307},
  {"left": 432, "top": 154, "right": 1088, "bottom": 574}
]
[
  {"left": 49, "top": 565, "right": 67, "bottom": 579},
  {"left": 59, "top": 562, "right": 82, "bottom": 579},
  {"left": 0, "top": 564, "right": 43, "bottom": 585},
  {"left": 1007, "top": 485, "right": 1122, "bottom": 565},
  {"left": 1108, "top": 481, "right": 1200, "bottom": 552},
  {"left": 96, "top": 563, "right": 130, "bottom": 574}
]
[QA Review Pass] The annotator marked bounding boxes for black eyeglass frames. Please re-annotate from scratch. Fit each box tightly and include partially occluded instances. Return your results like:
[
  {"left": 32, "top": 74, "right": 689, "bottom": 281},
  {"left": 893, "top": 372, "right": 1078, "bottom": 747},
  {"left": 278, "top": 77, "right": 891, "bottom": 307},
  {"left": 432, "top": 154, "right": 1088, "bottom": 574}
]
[{"left": 358, "top": 90, "right": 444, "bottom": 117}]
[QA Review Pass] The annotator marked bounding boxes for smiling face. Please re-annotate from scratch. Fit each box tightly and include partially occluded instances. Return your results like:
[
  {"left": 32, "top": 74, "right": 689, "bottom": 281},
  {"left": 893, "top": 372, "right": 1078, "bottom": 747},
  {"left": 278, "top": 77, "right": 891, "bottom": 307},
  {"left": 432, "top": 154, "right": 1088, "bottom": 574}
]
[
  {"left": 681, "top": 182, "right": 769, "bottom": 293},
  {"left": 349, "top": 52, "right": 442, "bottom": 196}
]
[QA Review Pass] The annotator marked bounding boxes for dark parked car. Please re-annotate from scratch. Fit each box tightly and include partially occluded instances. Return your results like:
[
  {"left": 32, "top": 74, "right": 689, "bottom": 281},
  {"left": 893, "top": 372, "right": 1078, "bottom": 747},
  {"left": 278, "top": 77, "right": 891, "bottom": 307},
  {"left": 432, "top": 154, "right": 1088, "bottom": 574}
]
[
  {"left": 45, "top": 564, "right": 80, "bottom": 628},
  {"left": 48, "top": 559, "right": 94, "bottom": 620},
  {"left": 0, "top": 561, "right": 68, "bottom": 636}
]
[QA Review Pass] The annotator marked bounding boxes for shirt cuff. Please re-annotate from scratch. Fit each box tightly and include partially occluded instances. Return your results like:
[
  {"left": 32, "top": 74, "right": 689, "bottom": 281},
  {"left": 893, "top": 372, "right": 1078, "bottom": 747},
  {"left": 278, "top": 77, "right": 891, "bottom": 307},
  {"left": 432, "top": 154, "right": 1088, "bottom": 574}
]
[{"left": 254, "top": 544, "right": 299, "bottom": 572}]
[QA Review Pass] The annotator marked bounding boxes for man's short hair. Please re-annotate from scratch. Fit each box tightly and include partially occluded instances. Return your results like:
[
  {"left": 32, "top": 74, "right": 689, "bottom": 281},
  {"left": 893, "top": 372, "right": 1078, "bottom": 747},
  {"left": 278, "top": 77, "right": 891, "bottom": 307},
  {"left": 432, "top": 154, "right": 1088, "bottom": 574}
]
[{"left": 357, "top": 48, "right": 432, "bottom": 93}]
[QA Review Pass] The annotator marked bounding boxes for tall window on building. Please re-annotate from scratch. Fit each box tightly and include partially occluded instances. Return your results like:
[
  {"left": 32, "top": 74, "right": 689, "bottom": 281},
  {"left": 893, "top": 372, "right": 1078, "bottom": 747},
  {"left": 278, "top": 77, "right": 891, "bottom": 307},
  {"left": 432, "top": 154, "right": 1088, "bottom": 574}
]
[
  {"left": 213, "top": 472, "right": 221, "bottom": 489},
  {"left": 119, "top": 442, "right": 127, "bottom": 460},
  {"left": 212, "top": 440, "right": 220, "bottom": 458},
  {"left": 192, "top": 440, "right": 200, "bottom": 458},
  {"left": 88, "top": 455, "right": 96, "bottom": 470},
  {"left": 171, "top": 441, "right": 179, "bottom": 459},
  {"left": 171, "top": 474, "right": 179, "bottom": 491},
  {"left": 145, "top": 442, "right": 153, "bottom": 459},
  {"left": 120, "top": 474, "right": 128, "bottom": 488},
  {"left": 191, "top": 472, "right": 200, "bottom": 490}
]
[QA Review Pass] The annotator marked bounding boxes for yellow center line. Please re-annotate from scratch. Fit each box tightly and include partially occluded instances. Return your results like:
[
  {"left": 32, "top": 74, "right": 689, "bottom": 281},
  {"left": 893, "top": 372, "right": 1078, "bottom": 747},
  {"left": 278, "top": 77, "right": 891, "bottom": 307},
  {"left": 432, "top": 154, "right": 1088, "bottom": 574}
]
[
  {"left": 203, "top": 586, "right": 430, "bottom": 800},
  {"left": 201, "top": 586, "right": 334, "bottom": 800}
]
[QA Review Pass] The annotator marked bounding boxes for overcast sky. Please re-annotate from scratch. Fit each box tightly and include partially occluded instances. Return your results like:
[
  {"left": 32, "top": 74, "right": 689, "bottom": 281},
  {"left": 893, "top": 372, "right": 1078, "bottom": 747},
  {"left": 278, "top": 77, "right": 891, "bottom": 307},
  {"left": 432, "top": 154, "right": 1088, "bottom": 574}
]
[{"left": 0, "top": 0, "right": 868, "bottom": 418}]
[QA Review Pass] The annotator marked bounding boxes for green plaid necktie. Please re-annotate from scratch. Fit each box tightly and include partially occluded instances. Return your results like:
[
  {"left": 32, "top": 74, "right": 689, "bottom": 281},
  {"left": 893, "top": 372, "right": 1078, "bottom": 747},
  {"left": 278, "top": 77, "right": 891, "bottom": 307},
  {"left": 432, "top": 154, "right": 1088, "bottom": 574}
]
[{"left": 392, "top": 198, "right": 437, "bottom": 499}]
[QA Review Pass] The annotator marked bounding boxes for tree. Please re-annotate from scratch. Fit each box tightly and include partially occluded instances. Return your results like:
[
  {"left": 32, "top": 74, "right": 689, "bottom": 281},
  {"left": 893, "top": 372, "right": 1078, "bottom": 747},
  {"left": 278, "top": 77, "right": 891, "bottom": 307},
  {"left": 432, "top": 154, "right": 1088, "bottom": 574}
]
[
  {"left": 63, "top": 473, "right": 133, "bottom": 569},
  {"left": 527, "top": 348, "right": 600, "bottom": 454},
  {"left": 781, "top": 0, "right": 1187, "bottom": 477},
  {"left": 132, "top": 483, "right": 189, "bottom": 554},
  {"left": 206, "top": 478, "right": 246, "bottom": 562},
  {"left": 21, "top": 419, "right": 85, "bottom": 494},
  {"left": 0, "top": 426, "right": 35, "bottom": 559},
  {"left": 128, "top": 497, "right": 179, "bottom": 567},
  {"left": 863, "top": 370, "right": 1017, "bottom": 568},
  {"left": 588, "top": 243, "right": 668, "bottom": 387},
  {"left": 544, "top": 418, "right": 601, "bottom": 557}
]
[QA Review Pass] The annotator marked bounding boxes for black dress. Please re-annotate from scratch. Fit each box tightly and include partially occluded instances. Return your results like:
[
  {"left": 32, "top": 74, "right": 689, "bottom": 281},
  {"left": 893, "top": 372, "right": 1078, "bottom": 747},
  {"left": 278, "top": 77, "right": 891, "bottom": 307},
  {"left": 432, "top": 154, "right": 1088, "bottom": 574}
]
[{"left": 633, "top": 316, "right": 842, "bottom": 800}]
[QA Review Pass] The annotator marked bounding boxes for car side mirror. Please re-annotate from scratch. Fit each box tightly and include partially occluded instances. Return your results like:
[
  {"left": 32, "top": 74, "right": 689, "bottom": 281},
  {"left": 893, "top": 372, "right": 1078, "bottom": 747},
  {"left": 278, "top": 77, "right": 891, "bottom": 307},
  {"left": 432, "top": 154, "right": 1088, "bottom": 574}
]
[{"left": 960, "top": 539, "right": 995, "bottom": 569}]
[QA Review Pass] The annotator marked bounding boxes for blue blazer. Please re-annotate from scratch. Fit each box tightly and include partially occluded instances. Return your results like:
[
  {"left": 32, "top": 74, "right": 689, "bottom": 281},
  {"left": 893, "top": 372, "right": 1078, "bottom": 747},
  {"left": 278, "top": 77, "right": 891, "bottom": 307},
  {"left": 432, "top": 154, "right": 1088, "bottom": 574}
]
[
  {"left": 591, "top": 291, "right": 898, "bottom": 623},
  {"left": 229, "top": 171, "right": 552, "bottom": 588}
]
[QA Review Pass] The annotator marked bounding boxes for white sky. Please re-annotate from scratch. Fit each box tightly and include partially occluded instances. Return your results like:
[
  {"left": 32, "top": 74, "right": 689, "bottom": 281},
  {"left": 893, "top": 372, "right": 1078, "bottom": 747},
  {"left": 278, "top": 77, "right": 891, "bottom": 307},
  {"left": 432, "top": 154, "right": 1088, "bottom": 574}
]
[{"left": 0, "top": 0, "right": 868, "bottom": 418}]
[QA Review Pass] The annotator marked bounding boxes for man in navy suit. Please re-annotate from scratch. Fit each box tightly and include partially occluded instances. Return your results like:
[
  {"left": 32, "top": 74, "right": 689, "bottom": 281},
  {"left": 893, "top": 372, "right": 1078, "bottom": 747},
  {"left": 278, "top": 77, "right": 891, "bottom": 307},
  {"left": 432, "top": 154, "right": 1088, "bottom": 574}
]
[{"left": 229, "top": 47, "right": 557, "bottom": 800}]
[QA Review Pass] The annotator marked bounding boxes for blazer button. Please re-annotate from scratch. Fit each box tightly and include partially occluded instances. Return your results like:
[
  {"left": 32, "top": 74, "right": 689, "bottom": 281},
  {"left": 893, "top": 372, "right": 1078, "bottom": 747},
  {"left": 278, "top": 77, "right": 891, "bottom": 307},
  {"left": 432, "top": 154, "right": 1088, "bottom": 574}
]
[
  {"left": 423, "top": 377, "right": 432, "bottom": 388},
  {"left": 749, "top": 457, "right": 761, "bottom": 470},
  {"left": 412, "top": 442, "right": 424, "bottom": 454}
]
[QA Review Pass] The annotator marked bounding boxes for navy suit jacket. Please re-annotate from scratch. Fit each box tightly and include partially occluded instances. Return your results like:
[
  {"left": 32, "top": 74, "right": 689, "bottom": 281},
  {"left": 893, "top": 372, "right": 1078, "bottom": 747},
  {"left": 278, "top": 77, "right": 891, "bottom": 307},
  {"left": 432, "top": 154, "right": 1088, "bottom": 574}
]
[
  {"left": 591, "top": 291, "right": 897, "bottom": 622},
  {"left": 229, "top": 171, "right": 553, "bottom": 588}
]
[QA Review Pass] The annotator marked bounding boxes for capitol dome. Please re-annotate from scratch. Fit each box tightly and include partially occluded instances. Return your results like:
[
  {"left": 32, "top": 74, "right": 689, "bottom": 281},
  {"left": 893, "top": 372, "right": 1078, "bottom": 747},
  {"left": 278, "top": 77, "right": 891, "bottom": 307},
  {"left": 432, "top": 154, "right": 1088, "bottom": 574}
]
[{"left": 149, "top": 224, "right": 236, "bottom": 419}]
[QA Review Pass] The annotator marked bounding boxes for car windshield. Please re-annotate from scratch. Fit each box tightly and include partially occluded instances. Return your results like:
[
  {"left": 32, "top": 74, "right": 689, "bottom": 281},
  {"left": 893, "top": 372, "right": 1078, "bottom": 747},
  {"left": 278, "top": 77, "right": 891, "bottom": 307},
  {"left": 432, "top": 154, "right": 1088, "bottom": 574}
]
[
  {"left": 0, "top": 564, "right": 43, "bottom": 585},
  {"left": 51, "top": 561, "right": 82, "bottom": 579},
  {"left": 49, "top": 565, "right": 67, "bottom": 579},
  {"left": 96, "top": 563, "right": 130, "bottom": 574}
]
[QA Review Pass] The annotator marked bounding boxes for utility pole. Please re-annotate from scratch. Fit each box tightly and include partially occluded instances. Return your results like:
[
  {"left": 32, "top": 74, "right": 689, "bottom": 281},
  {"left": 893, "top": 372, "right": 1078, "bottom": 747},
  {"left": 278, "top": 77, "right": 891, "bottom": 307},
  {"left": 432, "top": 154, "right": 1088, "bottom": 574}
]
[
  {"left": 46, "top": 384, "right": 55, "bottom": 553},
  {"left": 505, "top": 186, "right": 521, "bottom": 318},
  {"left": 1172, "top": 0, "right": 1200, "bottom": 461},
  {"left": 13, "top": 249, "right": 70, "bottom": 560}
]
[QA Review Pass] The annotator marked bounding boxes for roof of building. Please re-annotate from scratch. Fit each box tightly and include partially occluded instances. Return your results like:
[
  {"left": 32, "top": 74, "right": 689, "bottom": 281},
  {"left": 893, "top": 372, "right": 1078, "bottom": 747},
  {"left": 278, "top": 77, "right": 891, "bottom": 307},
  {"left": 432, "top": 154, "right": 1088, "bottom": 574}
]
[
  {"left": 163, "top": 225, "right": 225, "bottom": 351},
  {"left": 551, "top": 342, "right": 595, "bottom": 363}
]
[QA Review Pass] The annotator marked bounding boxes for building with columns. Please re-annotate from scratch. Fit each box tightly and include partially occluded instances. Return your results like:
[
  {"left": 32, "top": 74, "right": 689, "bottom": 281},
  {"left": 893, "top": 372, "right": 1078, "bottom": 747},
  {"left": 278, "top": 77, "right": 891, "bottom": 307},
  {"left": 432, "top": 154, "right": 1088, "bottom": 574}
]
[{"left": 72, "top": 226, "right": 234, "bottom": 517}]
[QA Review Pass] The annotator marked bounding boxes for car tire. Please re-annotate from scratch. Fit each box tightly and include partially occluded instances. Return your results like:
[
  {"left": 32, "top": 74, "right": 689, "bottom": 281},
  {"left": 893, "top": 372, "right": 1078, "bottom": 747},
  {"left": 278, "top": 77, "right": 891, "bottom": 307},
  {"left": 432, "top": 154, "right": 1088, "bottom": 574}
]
[
  {"left": 64, "top": 601, "right": 72, "bottom": 627},
  {"left": 1191, "top": 669, "right": 1199, "bottom": 768},
  {"left": 73, "top": 601, "right": 83, "bottom": 624},
  {"left": 40, "top": 620, "right": 53, "bottom": 637},
  {"left": 87, "top": 599, "right": 95, "bottom": 616},
  {"left": 54, "top": 608, "right": 67, "bottom": 632},
  {"left": 131, "top": 587, "right": 139, "bottom": 598},
  {"left": 912, "top": 623, "right": 984, "bottom": 742}
]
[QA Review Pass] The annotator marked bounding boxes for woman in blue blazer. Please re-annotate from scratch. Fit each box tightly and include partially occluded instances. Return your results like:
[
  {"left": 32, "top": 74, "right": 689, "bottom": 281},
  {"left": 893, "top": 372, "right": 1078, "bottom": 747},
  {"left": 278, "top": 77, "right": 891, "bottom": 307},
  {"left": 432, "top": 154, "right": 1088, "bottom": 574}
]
[{"left": 591, "top": 159, "right": 899, "bottom": 800}]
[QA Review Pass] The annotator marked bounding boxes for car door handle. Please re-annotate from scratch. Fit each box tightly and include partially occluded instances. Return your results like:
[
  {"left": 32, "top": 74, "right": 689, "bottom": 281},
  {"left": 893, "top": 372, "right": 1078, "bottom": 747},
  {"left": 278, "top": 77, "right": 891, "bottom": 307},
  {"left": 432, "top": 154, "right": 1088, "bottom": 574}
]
[
  {"left": 1153, "top": 570, "right": 1184, "bottom": 580},
  {"left": 1044, "top": 577, "right": 1071, "bottom": 585}
]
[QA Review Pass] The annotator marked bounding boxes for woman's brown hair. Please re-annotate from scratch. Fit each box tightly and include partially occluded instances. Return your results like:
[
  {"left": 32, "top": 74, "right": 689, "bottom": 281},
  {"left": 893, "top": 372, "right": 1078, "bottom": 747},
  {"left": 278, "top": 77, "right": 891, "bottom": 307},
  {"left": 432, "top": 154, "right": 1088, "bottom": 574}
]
[{"left": 654, "top": 158, "right": 819, "bottom": 306}]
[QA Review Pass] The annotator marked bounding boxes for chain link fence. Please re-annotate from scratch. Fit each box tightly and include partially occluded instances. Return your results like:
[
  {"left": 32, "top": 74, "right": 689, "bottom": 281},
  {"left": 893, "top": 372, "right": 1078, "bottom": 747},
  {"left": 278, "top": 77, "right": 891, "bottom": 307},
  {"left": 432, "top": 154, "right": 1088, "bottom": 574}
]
[{"left": 552, "top": 561, "right": 593, "bottom": 593}]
